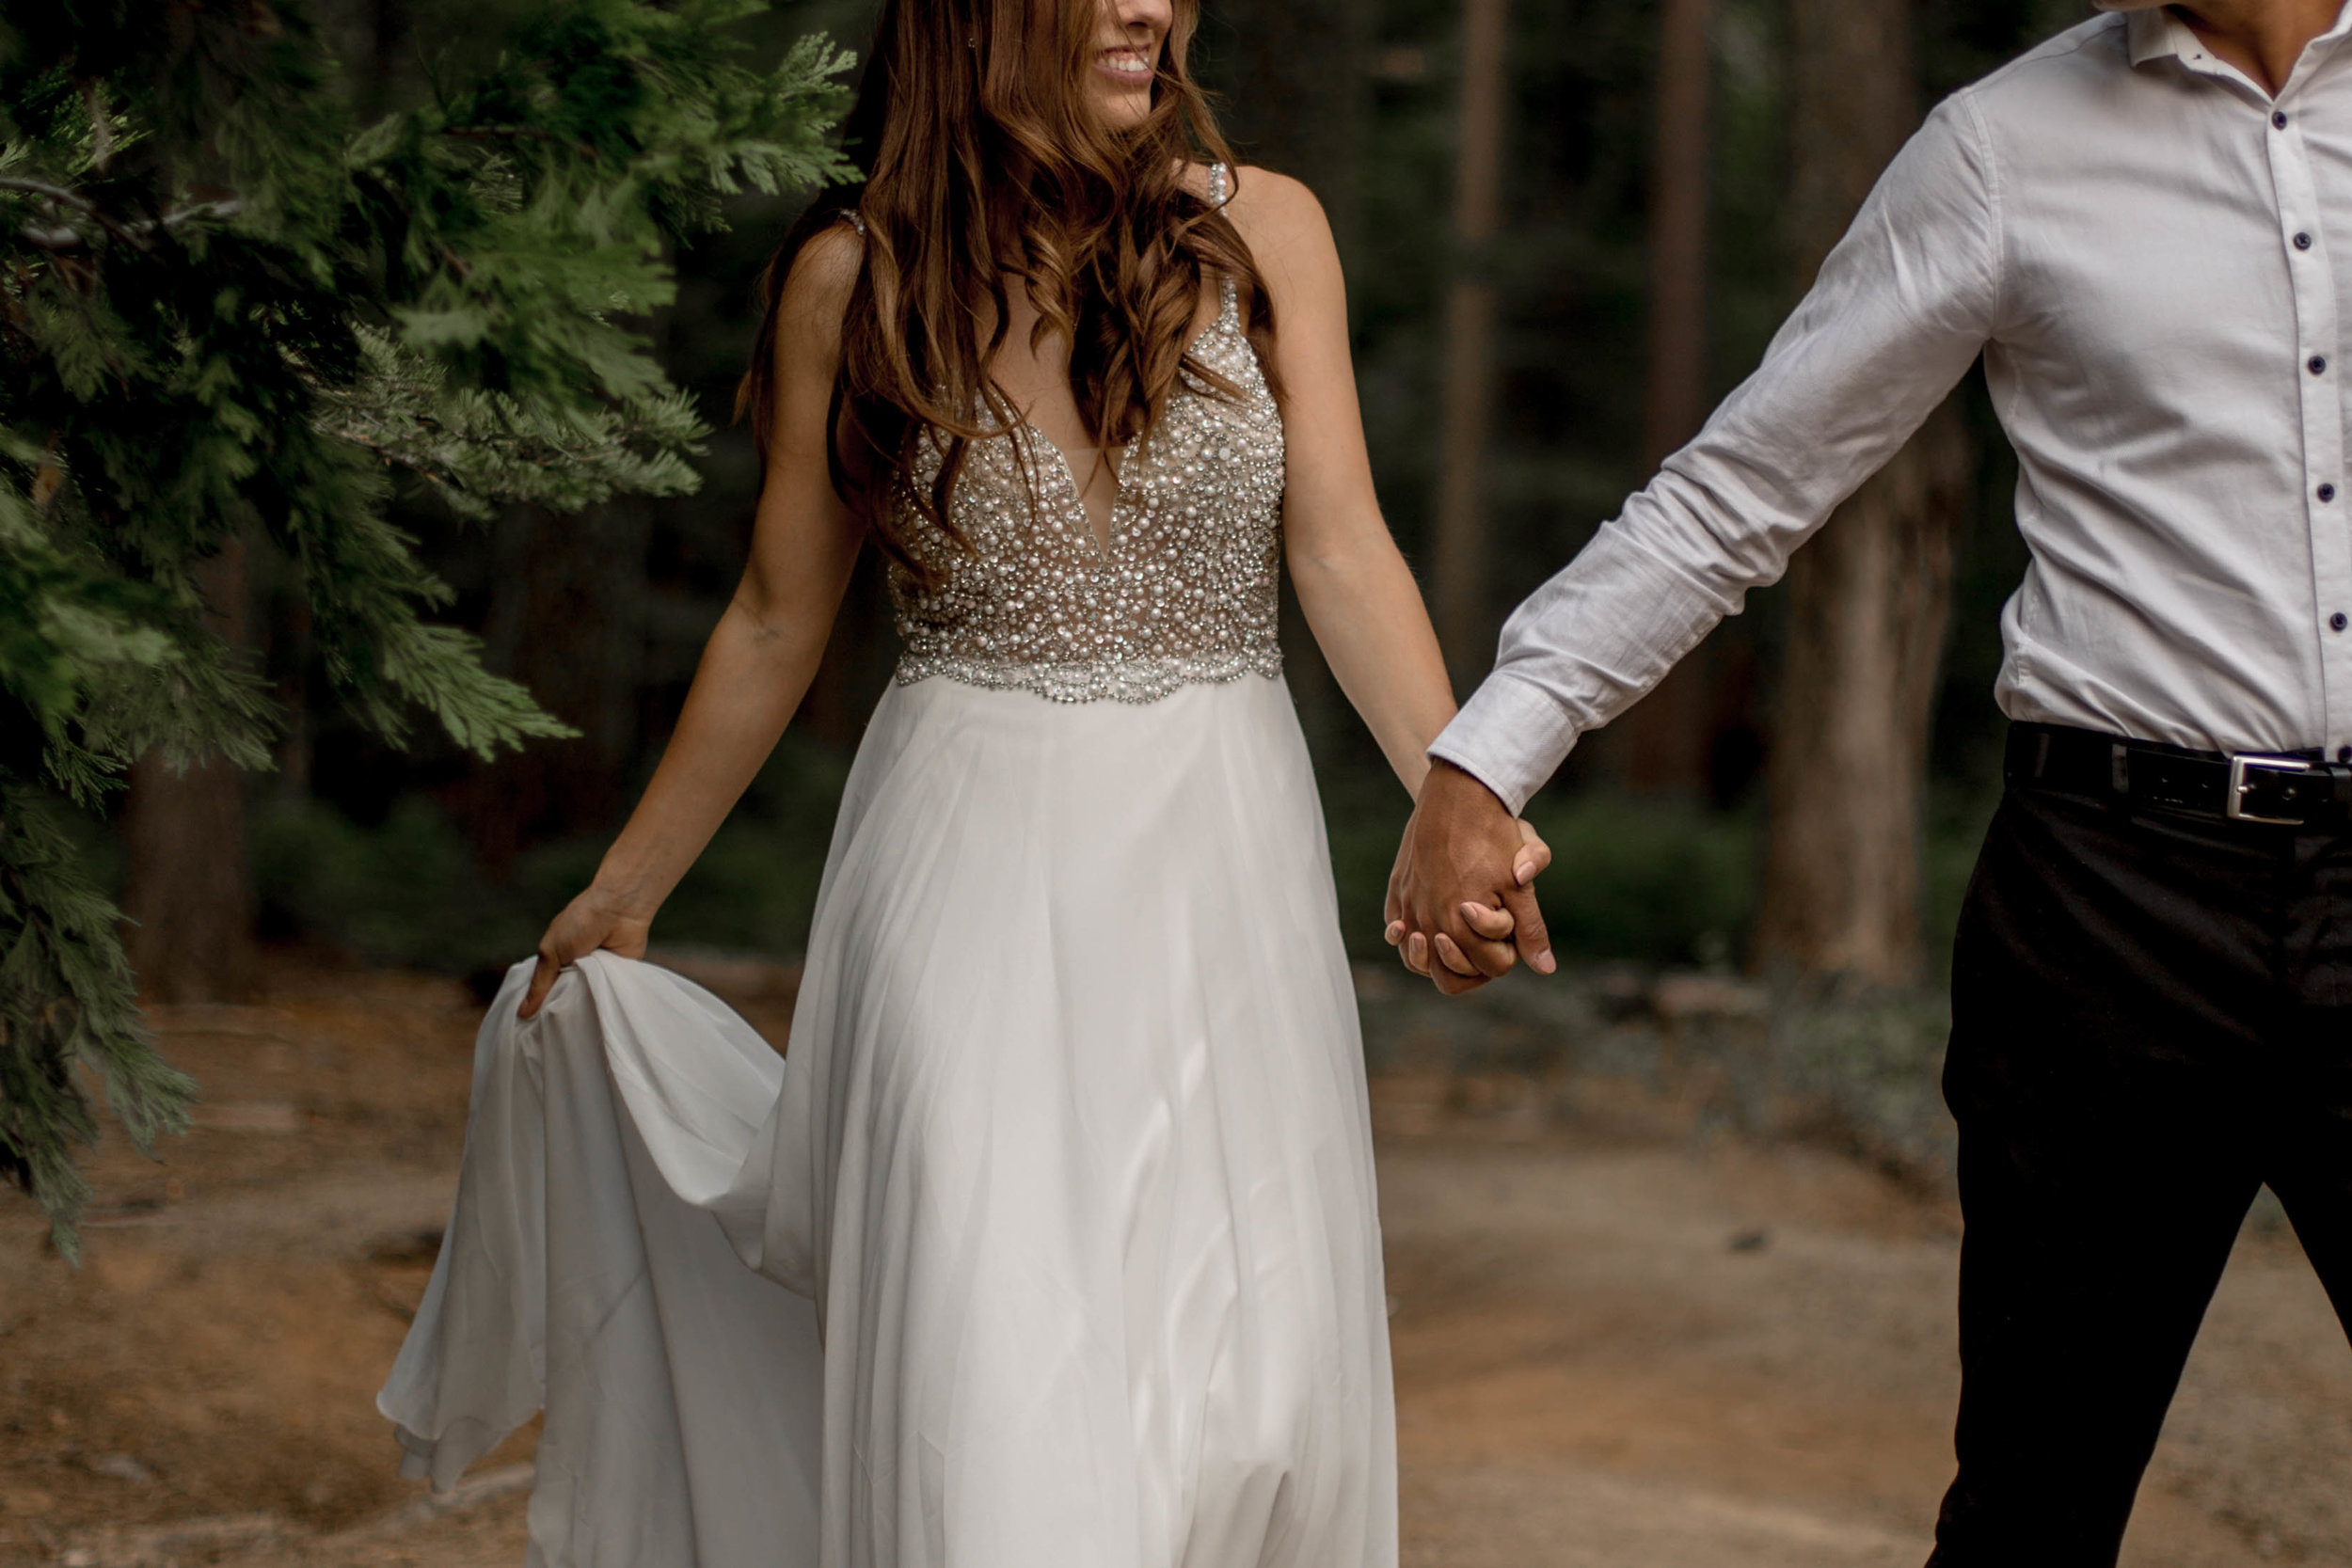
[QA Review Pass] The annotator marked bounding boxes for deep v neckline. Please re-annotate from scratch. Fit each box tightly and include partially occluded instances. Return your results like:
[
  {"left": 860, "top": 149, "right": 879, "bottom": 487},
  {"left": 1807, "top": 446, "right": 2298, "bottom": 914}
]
[
  {"left": 1003, "top": 162, "right": 1240, "bottom": 560},
  {"left": 1022, "top": 424, "right": 1135, "bottom": 558},
  {"left": 1017, "top": 294, "right": 1237, "bottom": 558}
]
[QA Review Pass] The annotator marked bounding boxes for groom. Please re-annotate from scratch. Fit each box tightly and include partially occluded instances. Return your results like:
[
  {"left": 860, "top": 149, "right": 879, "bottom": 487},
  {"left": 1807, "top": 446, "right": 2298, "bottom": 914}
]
[{"left": 1390, "top": 1, "right": 2352, "bottom": 1562}]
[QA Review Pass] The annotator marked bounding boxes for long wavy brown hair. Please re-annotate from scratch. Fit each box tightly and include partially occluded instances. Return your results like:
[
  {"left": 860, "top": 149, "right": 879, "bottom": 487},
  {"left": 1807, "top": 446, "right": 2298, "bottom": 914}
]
[{"left": 736, "top": 0, "right": 1279, "bottom": 576}]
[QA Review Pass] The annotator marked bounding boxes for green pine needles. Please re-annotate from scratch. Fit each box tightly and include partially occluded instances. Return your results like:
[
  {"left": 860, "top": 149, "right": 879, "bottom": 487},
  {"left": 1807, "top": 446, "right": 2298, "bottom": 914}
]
[{"left": 0, "top": 0, "right": 854, "bottom": 1255}]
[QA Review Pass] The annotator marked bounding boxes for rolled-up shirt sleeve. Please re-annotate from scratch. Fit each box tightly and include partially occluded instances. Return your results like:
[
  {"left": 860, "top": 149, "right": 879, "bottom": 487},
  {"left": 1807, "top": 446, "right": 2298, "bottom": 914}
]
[{"left": 1430, "top": 94, "right": 2006, "bottom": 814}]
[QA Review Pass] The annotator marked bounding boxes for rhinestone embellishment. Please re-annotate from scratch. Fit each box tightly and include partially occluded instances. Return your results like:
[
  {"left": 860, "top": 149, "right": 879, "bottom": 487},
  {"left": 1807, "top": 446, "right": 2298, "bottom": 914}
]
[{"left": 885, "top": 173, "right": 1284, "bottom": 705}]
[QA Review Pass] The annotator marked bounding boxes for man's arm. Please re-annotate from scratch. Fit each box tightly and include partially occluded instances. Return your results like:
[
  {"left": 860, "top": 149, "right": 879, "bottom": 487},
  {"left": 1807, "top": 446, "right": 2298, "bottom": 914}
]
[{"left": 1393, "top": 92, "right": 2007, "bottom": 986}]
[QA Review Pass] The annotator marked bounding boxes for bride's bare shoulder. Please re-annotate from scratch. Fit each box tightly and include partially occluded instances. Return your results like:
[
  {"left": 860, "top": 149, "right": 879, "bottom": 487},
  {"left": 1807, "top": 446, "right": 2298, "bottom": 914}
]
[
  {"left": 1211, "top": 165, "right": 1336, "bottom": 275},
  {"left": 772, "top": 215, "right": 866, "bottom": 361},
  {"left": 784, "top": 218, "right": 865, "bottom": 314}
]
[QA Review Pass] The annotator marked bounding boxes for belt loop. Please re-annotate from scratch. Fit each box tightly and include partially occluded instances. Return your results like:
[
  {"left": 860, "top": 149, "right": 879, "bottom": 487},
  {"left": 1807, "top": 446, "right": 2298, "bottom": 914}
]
[
  {"left": 2034, "top": 730, "right": 2052, "bottom": 782},
  {"left": 2110, "top": 741, "right": 2130, "bottom": 796}
]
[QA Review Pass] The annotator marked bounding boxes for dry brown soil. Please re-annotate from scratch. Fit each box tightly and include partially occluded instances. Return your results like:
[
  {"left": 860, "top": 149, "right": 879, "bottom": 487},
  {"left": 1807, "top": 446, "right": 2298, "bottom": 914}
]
[{"left": 1, "top": 951, "right": 2345, "bottom": 1567}]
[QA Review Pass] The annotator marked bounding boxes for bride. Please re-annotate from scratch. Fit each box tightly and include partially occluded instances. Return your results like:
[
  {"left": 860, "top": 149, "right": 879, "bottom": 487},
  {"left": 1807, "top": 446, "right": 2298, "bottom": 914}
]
[{"left": 378, "top": 0, "right": 1553, "bottom": 1561}]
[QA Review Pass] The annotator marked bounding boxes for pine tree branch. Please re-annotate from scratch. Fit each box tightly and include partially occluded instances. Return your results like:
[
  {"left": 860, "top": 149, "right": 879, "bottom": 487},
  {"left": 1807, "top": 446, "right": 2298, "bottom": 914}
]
[
  {"left": 8, "top": 199, "right": 237, "bottom": 254},
  {"left": 86, "top": 84, "right": 115, "bottom": 173},
  {"left": 311, "top": 328, "right": 707, "bottom": 515},
  {"left": 441, "top": 125, "right": 600, "bottom": 163},
  {"left": 0, "top": 177, "right": 147, "bottom": 251},
  {"left": 157, "top": 199, "right": 241, "bottom": 230},
  {"left": 0, "top": 0, "right": 855, "bottom": 1243},
  {"left": 0, "top": 176, "right": 99, "bottom": 215},
  {"left": 17, "top": 226, "right": 86, "bottom": 252}
]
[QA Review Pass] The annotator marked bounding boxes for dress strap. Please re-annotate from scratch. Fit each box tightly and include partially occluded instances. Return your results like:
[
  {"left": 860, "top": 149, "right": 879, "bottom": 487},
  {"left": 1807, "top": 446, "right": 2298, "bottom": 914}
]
[{"left": 1208, "top": 164, "right": 1237, "bottom": 324}]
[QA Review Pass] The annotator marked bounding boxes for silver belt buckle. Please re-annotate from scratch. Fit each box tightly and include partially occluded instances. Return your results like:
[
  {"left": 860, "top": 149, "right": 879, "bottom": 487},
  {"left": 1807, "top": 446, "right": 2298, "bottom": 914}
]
[{"left": 2227, "top": 752, "right": 2315, "bottom": 825}]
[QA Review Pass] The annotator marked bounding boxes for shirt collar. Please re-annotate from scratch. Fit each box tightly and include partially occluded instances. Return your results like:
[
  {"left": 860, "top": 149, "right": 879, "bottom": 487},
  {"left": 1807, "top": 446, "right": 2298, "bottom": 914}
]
[
  {"left": 2125, "top": 8, "right": 2187, "bottom": 67},
  {"left": 2128, "top": 3, "right": 2352, "bottom": 71}
]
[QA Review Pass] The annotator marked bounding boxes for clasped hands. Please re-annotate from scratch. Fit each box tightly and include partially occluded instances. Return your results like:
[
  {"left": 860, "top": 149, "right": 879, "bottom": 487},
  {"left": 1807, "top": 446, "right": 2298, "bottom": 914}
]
[
  {"left": 519, "top": 757, "right": 1550, "bottom": 1018},
  {"left": 1385, "top": 759, "right": 1555, "bottom": 994}
]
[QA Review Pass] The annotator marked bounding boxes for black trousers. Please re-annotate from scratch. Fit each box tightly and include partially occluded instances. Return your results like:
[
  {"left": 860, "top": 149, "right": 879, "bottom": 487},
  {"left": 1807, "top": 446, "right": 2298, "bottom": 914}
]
[{"left": 1927, "top": 776, "right": 2352, "bottom": 1565}]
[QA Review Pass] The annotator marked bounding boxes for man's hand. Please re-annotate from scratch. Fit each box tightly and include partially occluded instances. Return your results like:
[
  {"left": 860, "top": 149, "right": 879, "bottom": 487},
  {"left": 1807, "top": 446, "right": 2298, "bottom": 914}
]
[{"left": 1384, "top": 761, "right": 1555, "bottom": 993}]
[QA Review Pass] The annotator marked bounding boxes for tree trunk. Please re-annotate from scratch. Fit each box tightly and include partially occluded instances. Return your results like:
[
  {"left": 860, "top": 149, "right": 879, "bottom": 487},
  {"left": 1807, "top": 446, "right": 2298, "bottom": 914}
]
[
  {"left": 1640, "top": 0, "right": 1714, "bottom": 474},
  {"left": 447, "top": 499, "right": 650, "bottom": 878},
  {"left": 123, "top": 542, "right": 259, "bottom": 1004},
  {"left": 1751, "top": 0, "right": 1972, "bottom": 986},
  {"left": 1431, "top": 0, "right": 1510, "bottom": 691},
  {"left": 1621, "top": 0, "right": 1719, "bottom": 795},
  {"left": 1754, "top": 405, "right": 1968, "bottom": 980}
]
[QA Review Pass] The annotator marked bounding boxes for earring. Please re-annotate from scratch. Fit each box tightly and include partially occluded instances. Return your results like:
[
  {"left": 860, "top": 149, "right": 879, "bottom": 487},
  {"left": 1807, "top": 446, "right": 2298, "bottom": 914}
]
[{"left": 968, "top": 31, "right": 978, "bottom": 46}]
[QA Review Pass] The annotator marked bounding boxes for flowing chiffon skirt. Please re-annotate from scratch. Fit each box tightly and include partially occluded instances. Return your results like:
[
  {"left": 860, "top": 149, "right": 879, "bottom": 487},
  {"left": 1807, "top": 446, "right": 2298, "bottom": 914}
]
[{"left": 378, "top": 672, "right": 1399, "bottom": 1568}]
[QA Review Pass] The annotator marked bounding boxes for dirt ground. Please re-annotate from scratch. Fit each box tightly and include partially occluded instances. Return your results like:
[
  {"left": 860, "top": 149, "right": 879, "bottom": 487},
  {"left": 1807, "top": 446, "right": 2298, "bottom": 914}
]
[{"left": 2, "top": 951, "right": 2346, "bottom": 1567}]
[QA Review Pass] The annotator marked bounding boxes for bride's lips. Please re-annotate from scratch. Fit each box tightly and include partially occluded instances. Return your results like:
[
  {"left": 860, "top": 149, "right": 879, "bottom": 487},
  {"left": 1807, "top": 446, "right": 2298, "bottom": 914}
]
[{"left": 1095, "top": 46, "right": 1155, "bottom": 87}]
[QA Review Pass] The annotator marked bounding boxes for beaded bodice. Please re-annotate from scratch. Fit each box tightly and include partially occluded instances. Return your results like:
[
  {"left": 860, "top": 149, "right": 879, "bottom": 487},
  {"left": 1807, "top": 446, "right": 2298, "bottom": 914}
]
[{"left": 885, "top": 170, "right": 1284, "bottom": 705}]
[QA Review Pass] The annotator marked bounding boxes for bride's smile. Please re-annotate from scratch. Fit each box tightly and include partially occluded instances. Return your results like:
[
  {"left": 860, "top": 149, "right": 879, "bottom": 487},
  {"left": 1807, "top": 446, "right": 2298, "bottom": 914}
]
[{"left": 1088, "top": 4, "right": 1166, "bottom": 126}]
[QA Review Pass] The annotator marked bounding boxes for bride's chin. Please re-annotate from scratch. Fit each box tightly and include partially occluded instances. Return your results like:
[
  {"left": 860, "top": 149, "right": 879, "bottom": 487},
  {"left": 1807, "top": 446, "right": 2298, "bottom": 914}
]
[{"left": 1091, "top": 93, "right": 1152, "bottom": 130}]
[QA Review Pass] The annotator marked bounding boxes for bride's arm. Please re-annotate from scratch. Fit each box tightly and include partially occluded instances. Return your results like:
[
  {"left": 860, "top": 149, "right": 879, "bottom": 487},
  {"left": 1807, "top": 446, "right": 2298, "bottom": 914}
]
[
  {"left": 518, "top": 227, "right": 866, "bottom": 1018},
  {"left": 1225, "top": 169, "right": 1550, "bottom": 980},
  {"left": 1229, "top": 171, "right": 1453, "bottom": 799}
]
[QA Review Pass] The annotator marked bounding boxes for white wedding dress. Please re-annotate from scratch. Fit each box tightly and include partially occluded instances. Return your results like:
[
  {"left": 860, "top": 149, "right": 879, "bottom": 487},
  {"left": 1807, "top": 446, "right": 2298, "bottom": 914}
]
[{"left": 378, "top": 167, "right": 1398, "bottom": 1568}]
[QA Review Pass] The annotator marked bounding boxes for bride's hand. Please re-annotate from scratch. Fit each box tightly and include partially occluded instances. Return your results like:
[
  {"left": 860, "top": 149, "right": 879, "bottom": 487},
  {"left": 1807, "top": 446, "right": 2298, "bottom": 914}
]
[
  {"left": 1456, "top": 817, "right": 1554, "bottom": 949},
  {"left": 1514, "top": 818, "right": 1554, "bottom": 886},
  {"left": 517, "top": 885, "right": 654, "bottom": 1021},
  {"left": 1385, "top": 817, "right": 1553, "bottom": 979}
]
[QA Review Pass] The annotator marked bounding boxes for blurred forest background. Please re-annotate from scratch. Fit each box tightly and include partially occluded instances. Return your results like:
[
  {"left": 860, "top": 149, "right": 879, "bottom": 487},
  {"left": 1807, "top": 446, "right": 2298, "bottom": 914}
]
[
  {"left": 112, "top": 0, "right": 2090, "bottom": 1001},
  {"left": 25, "top": 13, "right": 2352, "bottom": 1558}
]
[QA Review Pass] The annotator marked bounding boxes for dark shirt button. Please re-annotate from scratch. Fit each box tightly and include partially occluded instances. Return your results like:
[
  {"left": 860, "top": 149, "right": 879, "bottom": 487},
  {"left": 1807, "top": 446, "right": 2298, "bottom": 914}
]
[
  {"left": 2332, "top": 612, "right": 2347, "bottom": 632},
  {"left": 2277, "top": 111, "right": 2291, "bottom": 129},
  {"left": 2297, "top": 232, "right": 2315, "bottom": 250},
  {"left": 2323, "top": 483, "right": 2339, "bottom": 501},
  {"left": 2313, "top": 356, "right": 2330, "bottom": 375}
]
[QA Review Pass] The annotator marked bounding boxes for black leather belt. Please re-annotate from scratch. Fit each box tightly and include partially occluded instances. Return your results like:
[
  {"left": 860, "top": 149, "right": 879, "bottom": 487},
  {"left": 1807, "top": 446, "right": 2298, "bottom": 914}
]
[{"left": 2006, "top": 722, "right": 2352, "bottom": 829}]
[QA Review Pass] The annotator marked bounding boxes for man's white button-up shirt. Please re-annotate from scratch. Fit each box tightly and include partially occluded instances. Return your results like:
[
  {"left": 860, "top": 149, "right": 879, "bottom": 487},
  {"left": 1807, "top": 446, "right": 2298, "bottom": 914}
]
[{"left": 1432, "top": 8, "right": 2352, "bottom": 814}]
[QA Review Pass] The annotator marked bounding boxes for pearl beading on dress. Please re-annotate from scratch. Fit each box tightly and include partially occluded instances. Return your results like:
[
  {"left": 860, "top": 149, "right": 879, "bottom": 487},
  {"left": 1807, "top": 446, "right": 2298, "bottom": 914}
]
[{"left": 885, "top": 167, "right": 1285, "bottom": 705}]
